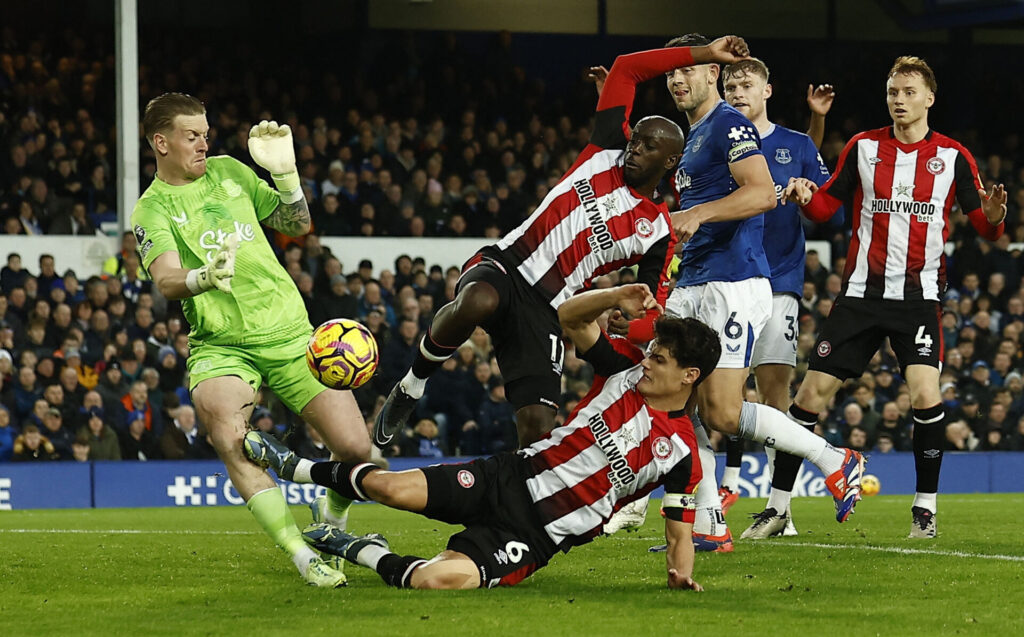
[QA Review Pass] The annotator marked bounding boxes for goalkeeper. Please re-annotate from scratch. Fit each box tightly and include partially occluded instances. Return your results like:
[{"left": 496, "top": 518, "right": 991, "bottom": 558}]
[{"left": 131, "top": 93, "right": 370, "bottom": 587}]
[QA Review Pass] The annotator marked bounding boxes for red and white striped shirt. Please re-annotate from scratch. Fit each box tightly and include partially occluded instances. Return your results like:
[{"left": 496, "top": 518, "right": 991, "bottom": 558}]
[
  {"left": 518, "top": 335, "right": 701, "bottom": 550},
  {"left": 488, "top": 47, "right": 697, "bottom": 312},
  {"left": 803, "top": 127, "right": 1003, "bottom": 301}
]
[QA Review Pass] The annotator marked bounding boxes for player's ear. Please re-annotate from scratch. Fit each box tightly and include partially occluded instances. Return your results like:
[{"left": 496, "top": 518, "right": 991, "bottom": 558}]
[
  {"left": 764, "top": 83, "right": 773, "bottom": 100},
  {"left": 707, "top": 64, "right": 720, "bottom": 84},
  {"left": 664, "top": 153, "right": 681, "bottom": 171},
  {"left": 926, "top": 91, "right": 935, "bottom": 108},
  {"left": 152, "top": 132, "right": 168, "bottom": 156}
]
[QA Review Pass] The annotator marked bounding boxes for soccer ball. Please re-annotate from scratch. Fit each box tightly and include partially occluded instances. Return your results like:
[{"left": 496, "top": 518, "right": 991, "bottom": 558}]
[
  {"left": 306, "top": 318, "right": 379, "bottom": 390},
  {"left": 861, "top": 474, "right": 881, "bottom": 497}
]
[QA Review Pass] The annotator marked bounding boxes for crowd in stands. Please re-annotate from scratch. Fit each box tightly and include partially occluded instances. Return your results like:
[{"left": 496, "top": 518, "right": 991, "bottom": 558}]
[{"left": 2, "top": 28, "right": 1024, "bottom": 462}]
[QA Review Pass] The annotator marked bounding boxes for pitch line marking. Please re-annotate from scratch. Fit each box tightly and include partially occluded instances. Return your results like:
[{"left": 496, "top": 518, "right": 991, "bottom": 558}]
[{"left": 776, "top": 541, "right": 1024, "bottom": 562}]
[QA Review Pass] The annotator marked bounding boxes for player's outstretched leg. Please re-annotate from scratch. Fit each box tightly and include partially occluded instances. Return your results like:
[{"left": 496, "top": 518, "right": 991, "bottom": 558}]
[
  {"left": 374, "top": 280, "right": 500, "bottom": 449},
  {"left": 197, "top": 379, "right": 344, "bottom": 588}
]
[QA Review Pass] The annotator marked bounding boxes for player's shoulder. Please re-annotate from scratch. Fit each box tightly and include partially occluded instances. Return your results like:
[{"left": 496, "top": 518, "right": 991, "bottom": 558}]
[
  {"left": 133, "top": 184, "right": 168, "bottom": 220},
  {"left": 710, "top": 102, "right": 757, "bottom": 131},
  {"left": 771, "top": 124, "right": 813, "bottom": 146},
  {"left": 205, "top": 154, "right": 251, "bottom": 175},
  {"left": 857, "top": 127, "right": 892, "bottom": 143},
  {"left": 929, "top": 130, "right": 974, "bottom": 156}
]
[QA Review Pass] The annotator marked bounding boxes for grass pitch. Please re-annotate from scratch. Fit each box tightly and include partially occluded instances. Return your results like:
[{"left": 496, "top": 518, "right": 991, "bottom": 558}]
[{"left": 2, "top": 494, "right": 1023, "bottom": 636}]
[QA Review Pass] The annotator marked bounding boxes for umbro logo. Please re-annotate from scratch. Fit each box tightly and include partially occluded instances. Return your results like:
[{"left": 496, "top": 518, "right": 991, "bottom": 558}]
[{"left": 869, "top": 157, "right": 883, "bottom": 165}]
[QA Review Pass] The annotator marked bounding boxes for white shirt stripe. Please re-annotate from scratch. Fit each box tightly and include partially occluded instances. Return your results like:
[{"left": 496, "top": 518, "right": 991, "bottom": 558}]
[
  {"left": 846, "top": 138, "right": 879, "bottom": 298},
  {"left": 883, "top": 148, "right": 918, "bottom": 300}
]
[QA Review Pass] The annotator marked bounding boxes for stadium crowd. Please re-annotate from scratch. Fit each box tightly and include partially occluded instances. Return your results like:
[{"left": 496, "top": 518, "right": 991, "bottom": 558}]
[{"left": 2, "top": 28, "right": 1024, "bottom": 462}]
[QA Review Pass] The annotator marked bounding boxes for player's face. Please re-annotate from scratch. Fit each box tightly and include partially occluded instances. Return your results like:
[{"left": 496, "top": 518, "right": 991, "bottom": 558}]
[
  {"left": 159, "top": 114, "right": 210, "bottom": 182},
  {"left": 723, "top": 70, "right": 770, "bottom": 122},
  {"left": 623, "top": 125, "right": 677, "bottom": 188},
  {"left": 886, "top": 73, "right": 933, "bottom": 127},
  {"left": 666, "top": 65, "right": 716, "bottom": 113},
  {"left": 637, "top": 344, "right": 695, "bottom": 400}
]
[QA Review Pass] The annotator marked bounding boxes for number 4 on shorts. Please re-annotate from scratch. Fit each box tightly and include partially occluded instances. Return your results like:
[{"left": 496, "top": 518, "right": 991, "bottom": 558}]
[{"left": 915, "top": 325, "right": 933, "bottom": 351}]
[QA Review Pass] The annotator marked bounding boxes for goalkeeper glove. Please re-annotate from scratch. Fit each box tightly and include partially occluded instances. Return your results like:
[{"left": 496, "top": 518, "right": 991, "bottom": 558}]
[
  {"left": 248, "top": 119, "right": 302, "bottom": 204},
  {"left": 186, "top": 233, "right": 239, "bottom": 295}
]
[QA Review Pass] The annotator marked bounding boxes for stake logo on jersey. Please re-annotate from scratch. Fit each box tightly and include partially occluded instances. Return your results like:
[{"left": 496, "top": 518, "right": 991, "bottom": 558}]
[
  {"left": 761, "top": 124, "right": 835, "bottom": 297},
  {"left": 673, "top": 101, "right": 768, "bottom": 287},
  {"left": 199, "top": 222, "right": 256, "bottom": 263}
]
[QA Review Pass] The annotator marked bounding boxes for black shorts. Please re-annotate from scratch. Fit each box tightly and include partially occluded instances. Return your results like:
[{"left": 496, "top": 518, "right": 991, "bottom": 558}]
[
  {"left": 458, "top": 250, "right": 563, "bottom": 412},
  {"left": 420, "top": 453, "right": 557, "bottom": 588},
  {"left": 808, "top": 297, "right": 943, "bottom": 380}
]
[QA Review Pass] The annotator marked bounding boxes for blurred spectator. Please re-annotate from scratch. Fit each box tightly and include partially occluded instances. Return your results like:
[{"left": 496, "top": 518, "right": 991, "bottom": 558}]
[
  {"left": 117, "top": 379, "right": 161, "bottom": 437},
  {"left": 12, "top": 424, "right": 57, "bottom": 461},
  {"left": 0, "top": 406, "right": 14, "bottom": 461},
  {"left": 160, "top": 405, "right": 214, "bottom": 459},
  {"left": 119, "top": 409, "right": 160, "bottom": 460},
  {"left": 40, "top": 406, "right": 73, "bottom": 460},
  {"left": 400, "top": 417, "right": 444, "bottom": 458},
  {"left": 294, "top": 422, "right": 332, "bottom": 460},
  {"left": 80, "top": 406, "right": 121, "bottom": 461}
]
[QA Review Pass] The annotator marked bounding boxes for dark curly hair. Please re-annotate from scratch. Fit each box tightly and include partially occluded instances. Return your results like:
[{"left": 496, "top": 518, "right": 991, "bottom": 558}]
[{"left": 653, "top": 316, "right": 721, "bottom": 387}]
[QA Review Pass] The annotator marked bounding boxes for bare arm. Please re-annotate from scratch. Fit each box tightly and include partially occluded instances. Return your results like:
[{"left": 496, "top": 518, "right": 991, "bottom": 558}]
[
  {"left": 670, "top": 154, "right": 776, "bottom": 242},
  {"left": 805, "top": 84, "right": 835, "bottom": 150},
  {"left": 558, "top": 284, "right": 657, "bottom": 354},
  {"left": 261, "top": 197, "right": 312, "bottom": 237},
  {"left": 148, "top": 251, "right": 200, "bottom": 301},
  {"left": 665, "top": 518, "right": 701, "bottom": 591}
]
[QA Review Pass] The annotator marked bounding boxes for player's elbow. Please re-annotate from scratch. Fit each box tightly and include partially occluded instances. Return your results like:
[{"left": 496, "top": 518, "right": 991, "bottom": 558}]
[
  {"left": 755, "top": 184, "right": 777, "bottom": 212},
  {"left": 153, "top": 274, "right": 185, "bottom": 301}
]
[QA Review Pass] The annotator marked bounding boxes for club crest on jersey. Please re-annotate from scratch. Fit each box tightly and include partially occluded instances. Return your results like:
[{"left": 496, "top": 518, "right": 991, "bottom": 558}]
[
  {"left": 221, "top": 179, "right": 243, "bottom": 198},
  {"left": 775, "top": 148, "right": 792, "bottom": 165},
  {"left": 817, "top": 340, "right": 832, "bottom": 358},
  {"left": 652, "top": 437, "right": 673, "bottom": 460},
  {"left": 926, "top": 157, "right": 946, "bottom": 175},
  {"left": 457, "top": 470, "right": 475, "bottom": 488},
  {"left": 692, "top": 135, "right": 704, "bottom": 153},
  {"left": 635, "top": 218, "right": 655, "bottom": 238}
]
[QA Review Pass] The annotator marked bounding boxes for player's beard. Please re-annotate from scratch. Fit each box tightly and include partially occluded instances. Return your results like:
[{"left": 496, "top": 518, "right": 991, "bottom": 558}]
[{"left": 681, "top": 81, "right": 711, "bottom": 114}]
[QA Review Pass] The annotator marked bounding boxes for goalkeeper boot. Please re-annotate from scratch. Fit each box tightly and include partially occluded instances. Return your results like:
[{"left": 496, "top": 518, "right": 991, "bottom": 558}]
[
  {"left": 304, "top": 522, "right": 390, "bottom": 563},
  {"left": 718, "top": 486, "right": 739, "bottom": 515},
  {"left": 310, "top": 495, "right": 349, "bottom": 531},
  {"left": 603, "top": 495, "right": 650, "bottom": 534},
  {"left": 740, "top": 508, "right": 788, "bottom": 539},
  {"left": 908, "top": 506, "right": 937, "bottom": 538},
  {"left": 373, "top": 383, "right": 418, "bottom": 449},
  {"left": 303, "top": 555, "right": 347, "bottom": 588},
  {"left": 824, "top": 448, "right": 864, "bottom": 523},
  {"left": 243, "top": 431, "right": 298, "bottom": 481}
]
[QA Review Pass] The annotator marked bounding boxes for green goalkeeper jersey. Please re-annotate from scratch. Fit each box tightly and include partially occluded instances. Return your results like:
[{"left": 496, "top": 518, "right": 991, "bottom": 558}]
[{"left": 131, "top": 155, "right": 310, "bottom": 347}]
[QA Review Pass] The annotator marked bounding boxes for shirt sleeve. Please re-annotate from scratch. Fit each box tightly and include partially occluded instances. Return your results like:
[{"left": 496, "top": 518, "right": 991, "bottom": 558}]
[
  {"left": 716, "top": 111, "right": 762, "bottom": 164},
  {"left": 590, "top": 47, "right": 695, "bottom": 150},
  {"left": 628, "top": 230, "right": 675, "bottom": 344},
  {"left": 802, "top": 135, "right": 844, "bottom": 225},
  {"left": 578, "top": 331, "right": 644, "bottom": 378},
  {"left": 131, "top": 200, "right": 177, "bottom": 271},
  {"left": 804, "top": 133, "right": 861, "bottom": 223},
  {"left": 661, "top": 453, "right": 701, "bottom": 524},
  {"left": 227, "top": 156, "right": 281, "bottom": 221},
  {"left": 953, "top": 146, "right": 1004, "bottom": 241}
]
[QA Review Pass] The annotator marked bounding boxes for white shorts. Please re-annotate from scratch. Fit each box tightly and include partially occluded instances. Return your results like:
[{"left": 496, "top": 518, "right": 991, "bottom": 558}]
[
  {"left": 666, "top": 278, "right": 772, "bottom": 369},
  {"left": 751, "top": 293, "right": 799, "bottom": 368}
]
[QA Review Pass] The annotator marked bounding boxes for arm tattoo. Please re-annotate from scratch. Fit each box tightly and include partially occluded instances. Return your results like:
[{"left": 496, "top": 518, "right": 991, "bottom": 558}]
[{"left": 263, "top": 198, "right": 311, "bottom": 237}]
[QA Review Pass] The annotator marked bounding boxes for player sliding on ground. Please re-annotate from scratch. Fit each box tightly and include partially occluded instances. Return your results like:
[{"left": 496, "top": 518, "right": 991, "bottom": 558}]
[
  {"left": 132, "top": 94, "right": 370, "bottom": 587},
  {"left": 373, "top": 36, "right": 754, "bottom": 453},
  {"left": 245, "top": 283, "right": 717, "bottom": 590}
]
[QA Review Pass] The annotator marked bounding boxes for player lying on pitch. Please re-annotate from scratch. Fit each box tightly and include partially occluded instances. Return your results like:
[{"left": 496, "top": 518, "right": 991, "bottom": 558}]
[{"left": 244, "top": 283, "right": 720, "bottom": 590}]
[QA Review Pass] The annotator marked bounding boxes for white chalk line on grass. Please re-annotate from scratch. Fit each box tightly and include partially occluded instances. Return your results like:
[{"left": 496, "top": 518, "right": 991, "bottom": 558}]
[{"left": 0, "top": 528, "right": 260, "bottom": 535}]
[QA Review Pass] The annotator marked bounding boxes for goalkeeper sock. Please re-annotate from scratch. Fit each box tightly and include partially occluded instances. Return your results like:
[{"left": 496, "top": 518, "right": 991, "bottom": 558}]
[
  {"left": 247, "top": 487, "right": 318, "bottom": 575},
  {"left": 309, "top": 461, "right": 378, "bottom": 502},
  {"left": 325, "top": 488, "right": 353, "bottom": 527}
]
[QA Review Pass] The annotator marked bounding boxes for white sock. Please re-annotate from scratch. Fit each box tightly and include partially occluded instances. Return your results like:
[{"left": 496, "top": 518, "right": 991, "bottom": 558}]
[
  {"left": 913, "top": 492, "right": 937, "bottom": 514},
  {"left": 293, "top": 459, "right": 314, "bottom": 483},
  {"left": 721, "top": 466, "right": 740, "bottom": 492},
  {"left": 767, "top": 488, "right": 792, "bottom": 514},
  {"left": 355, "top": 542, "right": 392, "bottom": 570},
  {"left": 692, "top": 424, "right": 726, "bottom": 536},
  {"left": 765, "top": 445, "right": 777, "bottom": 481},
  {"left": 739, "top": 402, "right": 845, "bottom": 476},
  {"left": 292, "top": 546, "right": 321, "bottom": 575},
  {"left": 400, "top": 369, "right": 426, "bottom": 399}
]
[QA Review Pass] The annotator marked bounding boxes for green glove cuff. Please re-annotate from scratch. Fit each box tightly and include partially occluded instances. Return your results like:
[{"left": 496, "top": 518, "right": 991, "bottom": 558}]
[{"left": 271, "top": 170, "right": 300, "bottom": 195}]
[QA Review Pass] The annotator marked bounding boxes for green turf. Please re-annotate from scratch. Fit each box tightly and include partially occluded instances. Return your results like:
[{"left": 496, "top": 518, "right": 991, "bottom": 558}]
[{"left": 2, "top": 494, "right": 1023, "bottom": 636}]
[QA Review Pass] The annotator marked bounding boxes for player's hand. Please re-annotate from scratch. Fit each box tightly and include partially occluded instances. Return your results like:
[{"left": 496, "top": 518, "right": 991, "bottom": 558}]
[
  {"left": 782, "top": 177, "right": 817, "bottom": 206},
  {"left": 671, "top": 208, "right": 702, "bottom": 243},
  {"left": 248, "top": 120, "right": 300, "bottom": 193},
  {"left": 607, "top": 309, "right": 630, "bottom": 336},
  {"left": 192, "top": 233, "right": 239, "bottom": 294},
  {"left": 979, "top": 184, "right": 1007, "bottom": 224},
  {"left": 668, "top": 569, "right": 704, "bottom": 591},
  {"left": 806, "top": 84, "right": 836, "bottom": 116},
  {"left": 700, "top": 36, "right": 750, "bottom": 65},
  {"left": 616, "top": 283, "right": 658, "bottom": 318},
  {"left": 587, "top": 66, "right": 608, "bottom": 97}
]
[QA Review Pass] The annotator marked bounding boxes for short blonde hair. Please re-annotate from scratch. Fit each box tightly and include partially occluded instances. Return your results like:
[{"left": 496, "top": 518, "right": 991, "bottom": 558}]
[
  {"left": 142, "top": 93, "right": 205, "bottom": 149},
  {"left": 723, "top": 58, "right": 770, "bottom": 82},
  {"left": 888, "top": 56, "right": 937, "bottom": 93}
]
